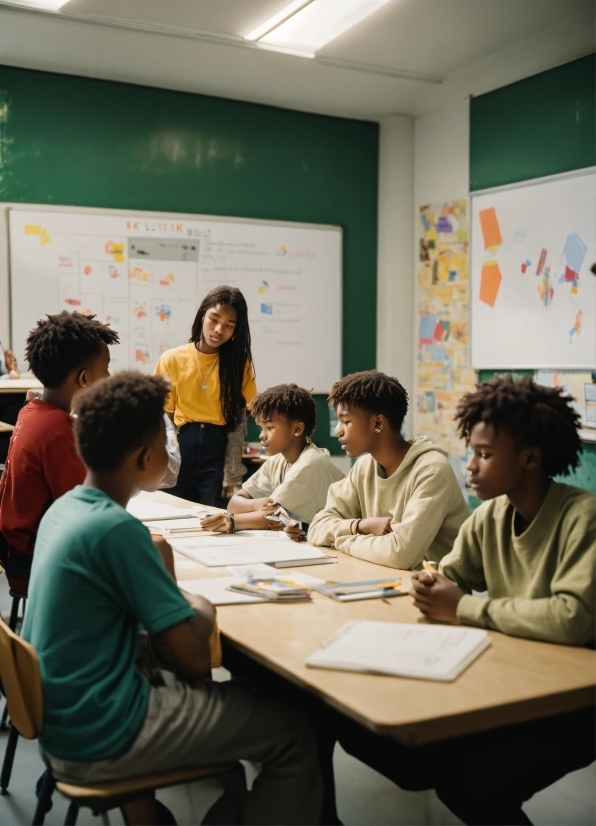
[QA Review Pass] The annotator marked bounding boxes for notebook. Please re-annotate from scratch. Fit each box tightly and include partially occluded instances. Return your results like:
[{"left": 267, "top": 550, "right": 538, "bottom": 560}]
[
  {"left": 316, "top": 579, "right": 405, "bottom": 602},
  {"left": 127, "top": 499, "right": 193, "bottom": 522},
  {"left": 305, "top": 620, "right": 490, "bottom": 682},
  {"left": 178, "top": 577, "right": 267, "bottom": 605},
  {"left": 170, "top": 535, "right": 337, "bottom": 568},
  {"left": 228, "top": 577, "right": 312, "bottom": 602}
]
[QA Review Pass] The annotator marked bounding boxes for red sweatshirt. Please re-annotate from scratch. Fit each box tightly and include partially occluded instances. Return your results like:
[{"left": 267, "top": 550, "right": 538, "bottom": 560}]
[{"left": 0, "top": 399, "right": 85, "bottom": 592}]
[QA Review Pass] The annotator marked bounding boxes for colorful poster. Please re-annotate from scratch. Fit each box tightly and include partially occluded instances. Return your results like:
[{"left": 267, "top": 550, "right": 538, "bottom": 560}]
[{"left": 416, "top": 200, "right": 477, "bottom": 504}]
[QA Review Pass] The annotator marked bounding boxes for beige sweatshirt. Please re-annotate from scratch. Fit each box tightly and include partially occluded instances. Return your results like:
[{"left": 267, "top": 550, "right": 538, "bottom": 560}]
[
  {"left": 440, "top": 481, "right": 596, "bottom": 646},
  {"left": 242, "top": 444, "right": 345, "bottom": 524},
  {"left": 308, "top": 437, "right": 470, "bottom": 569}
]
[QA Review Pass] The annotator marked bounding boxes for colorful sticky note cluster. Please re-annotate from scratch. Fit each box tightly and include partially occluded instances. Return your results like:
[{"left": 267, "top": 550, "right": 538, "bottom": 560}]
[{"left": 25, "top": 224, "right": 51, "bottom": 246}]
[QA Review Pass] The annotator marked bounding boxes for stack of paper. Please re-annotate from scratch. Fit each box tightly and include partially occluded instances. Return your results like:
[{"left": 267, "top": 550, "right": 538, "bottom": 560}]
[
  {"left": 127, "top": 499, "right": 192, "bottom": 522},
  {"left": 229, "top": 577, "right": 312, "bottom": 602},
  {"left": 316, "top": 579, "right": 404, "bottom": 602},
  {"left": 171, "top": 535, "right": 337, "bottom": 568},
  {"left": 305, "top": 620, "right": 490, "bottom": 681}
]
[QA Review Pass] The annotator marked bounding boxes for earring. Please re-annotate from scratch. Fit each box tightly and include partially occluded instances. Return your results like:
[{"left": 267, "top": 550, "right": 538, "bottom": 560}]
[
  {"left": 295, "top": 432, "right": 300, "bottom": 436},
  {"left": 375, "top": 425, "right": 384, "bottom": 434}
]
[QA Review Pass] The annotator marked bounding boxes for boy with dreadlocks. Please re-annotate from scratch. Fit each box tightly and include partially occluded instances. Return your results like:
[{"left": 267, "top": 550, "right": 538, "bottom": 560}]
[
  {"left": 308, "top": 370, "right": 469, "bottom": 569},
  {"left": 328, "top": 376, "right": 595, "bottom": 826},
  {"left": 0, "top": 311, "right": 118, "bottom": 592},
  {"left": 202, "top": 383, "right": 344, "bottom": 534},
  {"left": 411, "top": 374, "right": 595, "bottom": 643}
]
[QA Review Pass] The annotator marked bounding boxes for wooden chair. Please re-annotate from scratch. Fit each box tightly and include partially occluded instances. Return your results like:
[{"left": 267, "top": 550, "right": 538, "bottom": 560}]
[
  {"left": 0, "top": 616, "right": 246, "bottom": 825},
  {"left": 0, "top": 587, "right": 27, "bottom": 794}
]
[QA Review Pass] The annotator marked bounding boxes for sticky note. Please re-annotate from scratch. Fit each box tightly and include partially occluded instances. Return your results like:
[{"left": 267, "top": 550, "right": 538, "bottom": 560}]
[
  {"left": 478, "top": 208, "right": 502, "bottom": 251},
  {"left": 479, "top": 262, "right": 502, "bottom": 307},
  {"left": 563, "top": 233, "right": 587, "bottom": 276}
]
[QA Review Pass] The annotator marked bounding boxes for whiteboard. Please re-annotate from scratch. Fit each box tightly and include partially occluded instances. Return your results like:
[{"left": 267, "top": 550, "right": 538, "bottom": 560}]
[
  {"left": 470, "top": 169, "right": 596, "bottom": 368},
  {"left": 8, "top": 207, "right": 342, "bottom": 392}
]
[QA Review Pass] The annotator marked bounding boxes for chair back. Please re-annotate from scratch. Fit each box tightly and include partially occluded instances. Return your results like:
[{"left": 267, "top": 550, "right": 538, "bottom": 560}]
[{"left": 0, "top": 616, "right": 43, "bottom": 739}]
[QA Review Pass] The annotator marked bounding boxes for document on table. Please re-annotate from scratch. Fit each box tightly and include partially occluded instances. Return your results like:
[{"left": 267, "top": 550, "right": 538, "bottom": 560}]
[
  {"left": 170, "top": 534, "right": 336, "bottom": 568},
  {"left": 127, "top": 499, "right": 193, "bottom": 521},
  {"left": 179, "top": 577, "right": 267, "bottom": 605},
  {"left": 305, "top": 621, "right": 491, "bottom": 682}
]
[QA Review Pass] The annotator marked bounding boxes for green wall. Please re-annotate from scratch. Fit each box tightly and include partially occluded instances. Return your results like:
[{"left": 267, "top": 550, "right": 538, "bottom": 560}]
[
  {"left": 470, "top": 53, "right": 596, "bottom": 191},
  {"left": 471, "top": 56, "right": 596, "bottom": 494},
  {"left": 0, "top": 64, "right": 379, "bottom": 453}
]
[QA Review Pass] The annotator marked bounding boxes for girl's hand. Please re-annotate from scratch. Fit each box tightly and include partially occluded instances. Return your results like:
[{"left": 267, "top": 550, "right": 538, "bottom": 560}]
[
  {"left": 358, "top": 517, "right": 392, "bottom": 536},
  {"left": 410, "top": 573, "right": 465, "bottom": 623},
  {"left": 201, "top": 512, "right": 232, "bottom": 533},
  {"left": 284, "top": 524, "right": 307, "bottom": 543}
]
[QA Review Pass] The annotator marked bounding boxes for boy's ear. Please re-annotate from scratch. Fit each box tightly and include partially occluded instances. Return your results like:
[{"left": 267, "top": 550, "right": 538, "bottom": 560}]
[
  {"left": 293, "top": 420, "right": 306, "bottom": 437},
  {"left": 521, "top": 445, "right": 542, "bottom": 472},
  {"left": 373, "top": 414, "right": 386, "bottom": 434},
  {"left": 136, "top": 445, "right": 151, "bottom": 471},
  {"left": 76, "top": 367, "right": 88, "bottom": 389}
]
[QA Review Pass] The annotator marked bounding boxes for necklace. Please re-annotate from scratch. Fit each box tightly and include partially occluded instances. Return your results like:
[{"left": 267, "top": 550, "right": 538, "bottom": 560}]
[{"left": 195, "top": 345, "right": 218, "bottom": 391}]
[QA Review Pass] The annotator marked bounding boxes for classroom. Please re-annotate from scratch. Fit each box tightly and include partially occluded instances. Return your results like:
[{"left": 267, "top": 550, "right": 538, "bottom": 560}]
[{"left": 0, "top": 1, "right": 594, "bottom": 824}]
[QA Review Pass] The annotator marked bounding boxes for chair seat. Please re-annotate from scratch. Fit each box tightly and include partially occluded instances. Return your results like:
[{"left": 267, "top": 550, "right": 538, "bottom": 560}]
[{"left": 55, "top": 762, "right": 235, "bottom": 802}]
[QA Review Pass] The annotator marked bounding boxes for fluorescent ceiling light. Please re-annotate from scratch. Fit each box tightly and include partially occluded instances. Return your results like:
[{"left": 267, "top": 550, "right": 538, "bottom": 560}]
[
  {"left": 1, "top": 0, "right": 70, "bottom": 10},
  {"left": 245, "top": 0, "right": 393, "bottom": 55}
]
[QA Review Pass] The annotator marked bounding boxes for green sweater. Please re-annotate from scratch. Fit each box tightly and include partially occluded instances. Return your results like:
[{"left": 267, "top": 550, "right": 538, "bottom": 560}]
[{"left": 440, "top": 481, "right": 596, "bottom": 646}]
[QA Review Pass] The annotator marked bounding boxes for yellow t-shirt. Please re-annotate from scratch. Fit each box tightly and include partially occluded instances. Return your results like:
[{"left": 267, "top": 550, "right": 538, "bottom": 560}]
[{"left": 155, "top": 342, "right": 257, "bottom": 427}]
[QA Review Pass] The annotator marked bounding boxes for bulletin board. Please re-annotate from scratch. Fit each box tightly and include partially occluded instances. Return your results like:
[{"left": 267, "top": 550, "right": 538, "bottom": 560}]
[
  {"left": 8, "top": 206, "right": 342, "bottom": 393},
  {"left": 470, "top": 168, "right": 596, "bottom": 369}
]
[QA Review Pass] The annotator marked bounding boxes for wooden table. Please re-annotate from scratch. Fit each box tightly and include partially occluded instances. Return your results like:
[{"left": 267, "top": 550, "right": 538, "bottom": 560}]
[
  {"left": 143, "top": 491, "right": 596, "bottom": 746},
  {"left": 0, "top": 375, "right": 42, "bottom": 394}
]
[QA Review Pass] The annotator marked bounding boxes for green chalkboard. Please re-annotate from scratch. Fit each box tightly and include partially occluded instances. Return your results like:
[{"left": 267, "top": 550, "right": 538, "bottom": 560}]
[
  {"left": 0, "top": 65, "right": 379, "bottom": 453},
  {"left": 470, "top": 54, "right": 596, "bottom": 191}
]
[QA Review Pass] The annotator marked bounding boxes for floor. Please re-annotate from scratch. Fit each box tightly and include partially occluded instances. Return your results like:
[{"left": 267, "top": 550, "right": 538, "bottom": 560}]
[{"left": 1, "top": 576, "right": 594, "bottom": 826}]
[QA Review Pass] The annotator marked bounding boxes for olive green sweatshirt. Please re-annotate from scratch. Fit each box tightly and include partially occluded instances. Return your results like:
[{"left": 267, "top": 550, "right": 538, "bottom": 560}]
[
  {"left": 308, "top": 437, "right": 470, "bottom": 569},
  {"left": 440, "top": 481, "right": 596, "bottom": 646}
]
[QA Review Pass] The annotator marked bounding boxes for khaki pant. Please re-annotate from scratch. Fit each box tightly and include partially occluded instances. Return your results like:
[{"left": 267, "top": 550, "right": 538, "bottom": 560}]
[{"left": 46, "top": 670, "right": 323, "bottom": 825}]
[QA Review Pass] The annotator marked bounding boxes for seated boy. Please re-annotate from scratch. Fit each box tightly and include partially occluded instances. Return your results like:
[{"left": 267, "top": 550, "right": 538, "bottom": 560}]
[
  {"left": 332, "top": 376, "right": 594, "bottom": 826},
  {"left": 0, "top": 311, "right": 118, "bottom": 592},
  {"left": 202, "top": 383, "right": 344, "bottom": 535},
  {"left": 308, "top": 370, "right": 469, "bottom": 569},
  {"left": 22, "top": 372, "right": 322, "bottom": 826}
]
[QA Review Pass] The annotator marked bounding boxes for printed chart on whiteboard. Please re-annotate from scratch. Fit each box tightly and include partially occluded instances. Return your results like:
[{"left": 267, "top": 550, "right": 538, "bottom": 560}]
[
  {"left": 8, "top": 210, "right": 342, "bottom": 392},
  {"left": 470, "top": 170, "right": 596, "bottom": 368}
]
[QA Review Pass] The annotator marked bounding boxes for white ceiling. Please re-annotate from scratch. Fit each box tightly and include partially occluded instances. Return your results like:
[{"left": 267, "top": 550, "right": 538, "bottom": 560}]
[{"left": 0, "top": 0, "right": 594, "bottom": 120}]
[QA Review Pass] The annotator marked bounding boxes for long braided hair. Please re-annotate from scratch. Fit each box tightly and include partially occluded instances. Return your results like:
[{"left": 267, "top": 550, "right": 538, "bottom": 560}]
[{"left": 190, "top": 286, "right": 254, "bottom": 432}]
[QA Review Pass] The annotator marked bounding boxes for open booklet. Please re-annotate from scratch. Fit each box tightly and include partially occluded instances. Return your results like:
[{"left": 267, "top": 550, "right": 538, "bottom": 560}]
[
  {"left": 305, "top": 620, "right": 491, "bottom": 682},
  {"left": 170, "top": 533, "right": 337, "bottom": 568}
]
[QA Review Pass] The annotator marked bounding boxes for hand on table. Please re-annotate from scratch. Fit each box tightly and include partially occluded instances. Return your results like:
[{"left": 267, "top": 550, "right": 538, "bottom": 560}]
[
  {"left": 284, "top": 523, "right": 307, "bottom": 543},
  {"left": 410, "top": 572, "right": 465, "bottom": 623},
  {"left": 250, "top": 497, "right": 276, "bottom": 513},
  {"left": 358, "top": 517, "right": 392, "bottom": 536},
  {"left": 200, "top": 512, "right": 232, "bottom": 533}
]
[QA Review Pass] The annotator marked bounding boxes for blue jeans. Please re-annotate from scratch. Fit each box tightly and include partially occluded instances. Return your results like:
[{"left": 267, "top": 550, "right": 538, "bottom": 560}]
[{"left": 167, "top": 422, "right": 227, "bottom": 507}]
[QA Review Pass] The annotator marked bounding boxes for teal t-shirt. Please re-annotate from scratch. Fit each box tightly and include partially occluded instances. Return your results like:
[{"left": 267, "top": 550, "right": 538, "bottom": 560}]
[{"left": 21, "top": 486, "right": 195, "bottom": 762}]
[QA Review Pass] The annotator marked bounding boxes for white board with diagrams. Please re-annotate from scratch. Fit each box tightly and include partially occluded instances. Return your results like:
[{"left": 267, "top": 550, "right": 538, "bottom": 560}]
[
  {"left": 7, "top": 207, "right": 342, "bottom": 392},
  {"left": 470, "top": 168, "right": 596, "bottom": 368}
]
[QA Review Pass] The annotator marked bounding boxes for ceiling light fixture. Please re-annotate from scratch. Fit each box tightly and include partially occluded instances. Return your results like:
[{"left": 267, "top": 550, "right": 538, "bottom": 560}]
[
  {"left": 245, "top": 0, "right": 394, "bottom": 56},
  {"left": 0, "top": 0, "right": 70, "bottom": 10}
]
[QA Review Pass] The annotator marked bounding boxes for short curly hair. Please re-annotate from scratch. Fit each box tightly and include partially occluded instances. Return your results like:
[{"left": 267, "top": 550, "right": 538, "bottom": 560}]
[
  {"left": 26, "top": 311, "right": 119, "bottom": 388},
  {"left": 73, "top": 372, "right": 169, "bottom": 472},
  {"left": 249, "top": 384, "right": 317, "bottom": 436},
  {"left": 328, "top": 370, "right": 409, "bottom": 432},
  {"left": 454, "top": 374, "right": 582, "bottom": 478}
]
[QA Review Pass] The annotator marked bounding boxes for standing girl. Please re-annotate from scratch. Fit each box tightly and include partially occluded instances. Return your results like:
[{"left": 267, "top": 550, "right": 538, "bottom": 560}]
[{"left": 155, "top": 286, "right": 256, "bottom": 506}]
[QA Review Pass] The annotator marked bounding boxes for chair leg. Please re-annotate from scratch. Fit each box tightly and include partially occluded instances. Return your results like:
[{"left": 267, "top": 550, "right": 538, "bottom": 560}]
[
  {"left": 0, "top": 724, "right": 19, "bottom": 794},
  {"left": 63, "top": 800, "right": 79, "bottom": 825},
  {"left": 32, "top": 768, "right": 56, "bottom": 825},
  {"left": 0, "top": 702, "right": 8, "bottom": 731},
  {"left": 8, "top": 594, "right": 21, "bottom": 631}
]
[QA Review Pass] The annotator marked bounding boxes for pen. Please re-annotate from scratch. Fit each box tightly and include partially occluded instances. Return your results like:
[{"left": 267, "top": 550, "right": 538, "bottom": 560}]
[{"left": 422, "top": 556, "right": 437, "bottom": 581}]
